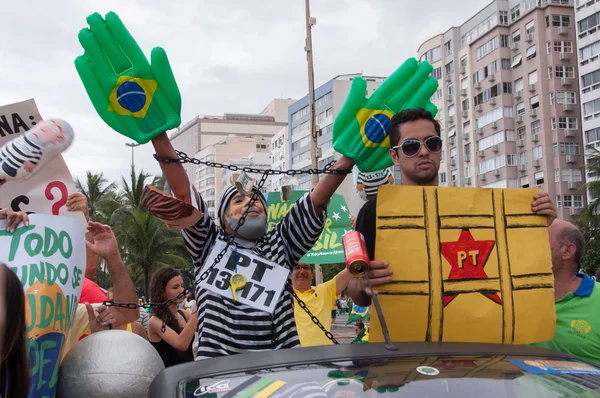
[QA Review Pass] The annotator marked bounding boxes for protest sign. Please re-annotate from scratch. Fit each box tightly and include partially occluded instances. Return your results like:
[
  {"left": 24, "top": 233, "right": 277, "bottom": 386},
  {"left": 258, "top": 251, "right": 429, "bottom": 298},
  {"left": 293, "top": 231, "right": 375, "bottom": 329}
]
[
  {"left": 371, "top": 186, "right": 556, "bottom": 345},
  {"left": 265, "top": 191, "right": 352, "bottom": 264},
  {"left": 0, "top": 99, "right": 84, "bottom": 222},
  {"left": 0, "top": 214, "right": 85, "bottom": 398}
]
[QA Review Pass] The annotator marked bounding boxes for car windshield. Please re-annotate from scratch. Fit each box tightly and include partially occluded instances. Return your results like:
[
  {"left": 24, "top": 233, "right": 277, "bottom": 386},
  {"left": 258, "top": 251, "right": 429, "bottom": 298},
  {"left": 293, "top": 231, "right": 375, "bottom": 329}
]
[{"left": 177, "top": 355, "right": 600, "bottom": 397}]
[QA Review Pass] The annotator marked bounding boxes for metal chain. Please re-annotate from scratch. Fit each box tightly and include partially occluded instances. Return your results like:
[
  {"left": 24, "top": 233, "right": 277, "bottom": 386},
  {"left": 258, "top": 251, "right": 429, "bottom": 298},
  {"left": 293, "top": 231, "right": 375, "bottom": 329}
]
[{"left": 104, "top": 150, "right": 349, "bottom": 341}]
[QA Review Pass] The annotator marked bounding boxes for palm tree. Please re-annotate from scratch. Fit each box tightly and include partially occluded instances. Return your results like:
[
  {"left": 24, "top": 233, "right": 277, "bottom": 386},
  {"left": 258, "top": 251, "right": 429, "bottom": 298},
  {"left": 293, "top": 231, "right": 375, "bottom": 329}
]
[
  {"left": 75, "top": 171, "right": 116, "bottom": 222},
  {"left": 117, "top": 209, "right": 190, "bottom": 294}
]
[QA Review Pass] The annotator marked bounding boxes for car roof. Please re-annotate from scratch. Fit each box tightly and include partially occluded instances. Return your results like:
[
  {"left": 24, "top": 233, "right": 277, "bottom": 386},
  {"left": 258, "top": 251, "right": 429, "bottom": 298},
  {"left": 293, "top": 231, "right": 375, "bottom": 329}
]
[{"left": 148, "top": 342, "right": 591, "bottom": 398}]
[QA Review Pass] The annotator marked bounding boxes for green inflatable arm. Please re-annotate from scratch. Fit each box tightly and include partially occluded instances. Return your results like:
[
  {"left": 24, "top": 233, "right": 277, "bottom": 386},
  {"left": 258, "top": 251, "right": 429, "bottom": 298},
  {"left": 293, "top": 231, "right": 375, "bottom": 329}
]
[
  {"left": 74, "top": 12, "right": 182, "bottom": 144},
  {"left": 332, "top": 58, "right": 439, "bottom": 172}
]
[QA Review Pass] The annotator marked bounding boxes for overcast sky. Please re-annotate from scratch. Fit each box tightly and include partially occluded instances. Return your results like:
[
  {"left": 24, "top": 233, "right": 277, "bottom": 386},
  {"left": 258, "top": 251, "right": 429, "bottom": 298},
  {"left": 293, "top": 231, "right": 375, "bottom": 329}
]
[{"left": 0, "top": 0, "right": 491, "bottom": 188}]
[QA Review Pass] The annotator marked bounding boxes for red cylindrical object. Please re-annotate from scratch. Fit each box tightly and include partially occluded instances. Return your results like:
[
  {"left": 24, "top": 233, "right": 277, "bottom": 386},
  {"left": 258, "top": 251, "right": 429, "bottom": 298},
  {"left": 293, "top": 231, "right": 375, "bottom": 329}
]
[{"left": 342, "top": 231, "right": 371, "bottom": 276}]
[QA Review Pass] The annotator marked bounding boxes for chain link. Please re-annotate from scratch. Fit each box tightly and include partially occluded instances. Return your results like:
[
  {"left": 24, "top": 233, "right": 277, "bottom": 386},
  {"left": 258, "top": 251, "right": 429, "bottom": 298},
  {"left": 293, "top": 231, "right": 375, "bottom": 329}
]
[{"left": 105, "top": 150, "right": 348, "bottom": 341}]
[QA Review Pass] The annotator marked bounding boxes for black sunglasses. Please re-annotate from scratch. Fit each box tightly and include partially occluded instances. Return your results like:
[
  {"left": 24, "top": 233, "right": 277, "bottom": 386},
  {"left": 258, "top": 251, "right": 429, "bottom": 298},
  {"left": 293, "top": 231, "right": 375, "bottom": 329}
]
[{"left": 393, "top": 136, "right": 443, "bottom": 157}]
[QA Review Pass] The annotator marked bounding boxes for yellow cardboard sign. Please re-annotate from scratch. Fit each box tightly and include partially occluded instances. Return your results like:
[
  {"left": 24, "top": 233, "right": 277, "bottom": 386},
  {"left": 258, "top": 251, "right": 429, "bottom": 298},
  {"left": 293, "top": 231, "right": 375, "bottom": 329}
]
[{"left": 371, "top": 186, "right": 556, "bottom": 344}]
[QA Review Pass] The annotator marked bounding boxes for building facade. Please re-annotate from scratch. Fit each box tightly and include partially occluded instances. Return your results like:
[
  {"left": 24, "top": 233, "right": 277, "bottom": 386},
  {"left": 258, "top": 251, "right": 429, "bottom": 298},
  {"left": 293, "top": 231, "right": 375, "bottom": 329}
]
[
  {"left": 575, "top": 0, "right": 600, "bottom": 206},
  {"left": 418, "top": 0, "right": 584, "bottom": 220},
  {"left": 270, "top": 126, "right": 289, "bottom": 192}
]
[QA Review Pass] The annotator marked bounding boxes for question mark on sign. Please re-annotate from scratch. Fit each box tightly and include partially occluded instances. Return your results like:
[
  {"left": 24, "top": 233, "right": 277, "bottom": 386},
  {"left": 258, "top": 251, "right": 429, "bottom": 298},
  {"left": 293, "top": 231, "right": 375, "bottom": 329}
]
[
  {"left": 45, "top": 181, "right": 68, "bottom": 215},
  {"left": 10, "top": 195, "right": 35, "bottom": 215}
]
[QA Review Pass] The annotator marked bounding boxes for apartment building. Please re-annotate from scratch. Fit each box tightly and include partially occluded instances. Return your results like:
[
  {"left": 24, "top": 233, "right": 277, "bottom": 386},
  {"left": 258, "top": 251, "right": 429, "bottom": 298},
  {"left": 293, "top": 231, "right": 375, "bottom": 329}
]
[
  {"left": 418, "top": 0, "right": 584, "bottom": 220},
  {"left": 221, "top": 151, "right": 273, "bottom": 194},
  {"left": 575, "top": 0, "right": 600, "bottom": 206},
  {"left": 270, "top": 126, "right": 289, "bottom": 192}
]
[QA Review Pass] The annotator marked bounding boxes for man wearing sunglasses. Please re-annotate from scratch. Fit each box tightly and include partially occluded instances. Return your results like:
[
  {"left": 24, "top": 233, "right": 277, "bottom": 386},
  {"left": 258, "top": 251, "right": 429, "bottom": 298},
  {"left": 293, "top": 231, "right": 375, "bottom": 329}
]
[{"left": 349, "top": 108, "right": 557, "bottom": 306}]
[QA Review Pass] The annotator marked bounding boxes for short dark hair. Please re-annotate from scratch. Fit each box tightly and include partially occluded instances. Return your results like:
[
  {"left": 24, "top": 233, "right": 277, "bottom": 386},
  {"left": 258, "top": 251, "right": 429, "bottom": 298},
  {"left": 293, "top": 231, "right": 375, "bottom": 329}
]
[
  {"left": 389, "top": 108, "right": 441, "bottom": 149},
  {"left": 558, "top": 226, "right": 586, "bottom": 268},
  {"left": 356, "top": 321, "right": 365, "bottom": 330}
]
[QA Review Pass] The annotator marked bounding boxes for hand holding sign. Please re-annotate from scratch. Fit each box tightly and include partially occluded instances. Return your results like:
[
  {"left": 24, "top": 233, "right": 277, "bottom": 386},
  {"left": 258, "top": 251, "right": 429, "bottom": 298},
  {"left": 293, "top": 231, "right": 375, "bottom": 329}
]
[
  {"left": 0, "top": 207, "right": 29, "bottom": 233},
  {"left": 332, "top": 58, "right": 439, "bottom": 172},
  {"left": 75, "top": 12, "right": 182, "bottom": 144}
]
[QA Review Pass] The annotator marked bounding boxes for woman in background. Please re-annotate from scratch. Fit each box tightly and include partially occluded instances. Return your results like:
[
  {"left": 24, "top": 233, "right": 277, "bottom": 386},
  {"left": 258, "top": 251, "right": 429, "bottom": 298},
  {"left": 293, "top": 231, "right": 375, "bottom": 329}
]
[{"left": 147, "top": 268, "right": 197, "bottom": 367}]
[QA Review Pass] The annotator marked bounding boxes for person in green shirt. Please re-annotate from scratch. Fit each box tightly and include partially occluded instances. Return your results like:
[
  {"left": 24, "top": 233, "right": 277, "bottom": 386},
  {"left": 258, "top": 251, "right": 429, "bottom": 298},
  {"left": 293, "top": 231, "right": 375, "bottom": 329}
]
[{"left": 530, "top": 219, "right": 600, "bottom": 365}]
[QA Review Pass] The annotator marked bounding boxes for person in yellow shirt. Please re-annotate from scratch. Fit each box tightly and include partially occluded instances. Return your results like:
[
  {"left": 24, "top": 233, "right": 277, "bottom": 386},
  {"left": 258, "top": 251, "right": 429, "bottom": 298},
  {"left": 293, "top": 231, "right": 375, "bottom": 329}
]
[{"left": 292, "top": 263, "right": 352, "bottom": 347}]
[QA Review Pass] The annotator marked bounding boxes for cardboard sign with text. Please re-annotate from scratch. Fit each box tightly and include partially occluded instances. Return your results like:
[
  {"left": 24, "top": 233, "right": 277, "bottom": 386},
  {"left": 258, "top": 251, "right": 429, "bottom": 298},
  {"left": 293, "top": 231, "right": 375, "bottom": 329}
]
[
  {"left": 0, "top": 99, "right": 83, "bottom": 222},
  {"left": 371, "top": 186, "right": 556, "bottom": 345},
  {"left": 0, "top": 215, "right": 85, "bottom": 398}
]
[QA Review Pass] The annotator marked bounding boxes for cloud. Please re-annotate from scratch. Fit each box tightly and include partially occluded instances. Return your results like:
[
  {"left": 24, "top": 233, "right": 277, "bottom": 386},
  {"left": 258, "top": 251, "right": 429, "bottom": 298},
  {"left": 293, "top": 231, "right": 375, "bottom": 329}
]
[{"left": 0, "top": 0, "right": 491, "bottom": 188}]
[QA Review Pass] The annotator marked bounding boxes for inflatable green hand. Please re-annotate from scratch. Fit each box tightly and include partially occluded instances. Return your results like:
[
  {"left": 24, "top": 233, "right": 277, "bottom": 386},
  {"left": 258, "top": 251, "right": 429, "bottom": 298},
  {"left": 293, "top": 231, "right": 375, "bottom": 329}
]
[
  {"left": 333, "top": 58, "right": 439, "bottom": 172},
  {"left": 75, "top": 12, "right": 181, "bottom": 144}
]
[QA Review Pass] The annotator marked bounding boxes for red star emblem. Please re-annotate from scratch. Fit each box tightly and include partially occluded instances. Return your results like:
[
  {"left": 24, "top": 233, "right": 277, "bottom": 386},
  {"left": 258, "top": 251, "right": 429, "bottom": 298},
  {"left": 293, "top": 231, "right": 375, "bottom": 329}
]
[{"left": 441, "top": 229, "right": 501, "bottom": 307}]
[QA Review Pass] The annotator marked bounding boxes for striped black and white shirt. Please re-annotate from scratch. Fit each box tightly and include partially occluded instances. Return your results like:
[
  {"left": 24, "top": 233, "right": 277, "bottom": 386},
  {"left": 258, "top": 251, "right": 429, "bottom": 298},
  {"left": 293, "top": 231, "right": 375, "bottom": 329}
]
[{"left": 183, "top": 192, "right": 326, "bottom": 360}]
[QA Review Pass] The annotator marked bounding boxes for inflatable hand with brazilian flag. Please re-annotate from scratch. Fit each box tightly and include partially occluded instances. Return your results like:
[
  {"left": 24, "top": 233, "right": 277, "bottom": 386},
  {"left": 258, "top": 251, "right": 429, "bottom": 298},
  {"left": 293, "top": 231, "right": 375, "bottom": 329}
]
[
  {"left": 74, "top": 12, "right": 181, "bottom": 144},
  {"left": 333, "top": 58, "right": 439, "bottom": 172}
]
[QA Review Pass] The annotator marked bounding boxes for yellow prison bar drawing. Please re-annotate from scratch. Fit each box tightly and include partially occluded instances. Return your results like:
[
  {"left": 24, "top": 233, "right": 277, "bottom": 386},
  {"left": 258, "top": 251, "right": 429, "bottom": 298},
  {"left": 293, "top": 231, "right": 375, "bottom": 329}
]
[{"left": 370, "top": 186, "right": 556, "bottom": 345}]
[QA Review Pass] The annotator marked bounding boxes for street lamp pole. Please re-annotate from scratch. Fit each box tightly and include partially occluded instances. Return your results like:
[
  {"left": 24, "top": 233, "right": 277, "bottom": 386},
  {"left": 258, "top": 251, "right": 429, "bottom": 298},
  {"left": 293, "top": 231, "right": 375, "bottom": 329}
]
[
  {"left": 125, "top": 142, "right": 140, "bottom": 166},
  {"left": 305, "top": 0, "right": 319, "bottom": 188}
]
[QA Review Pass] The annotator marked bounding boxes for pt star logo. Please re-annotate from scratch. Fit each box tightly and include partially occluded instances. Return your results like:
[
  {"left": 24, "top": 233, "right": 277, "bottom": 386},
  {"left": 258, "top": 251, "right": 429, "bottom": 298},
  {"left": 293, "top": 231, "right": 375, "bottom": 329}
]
[{"left": 441, "top": 229, "right": 502, "bottom": 307}]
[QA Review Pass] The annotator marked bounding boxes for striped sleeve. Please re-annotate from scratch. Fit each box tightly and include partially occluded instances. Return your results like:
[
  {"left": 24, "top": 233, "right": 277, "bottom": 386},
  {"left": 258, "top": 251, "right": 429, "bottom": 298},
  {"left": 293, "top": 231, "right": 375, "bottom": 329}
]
[
  {"left": 275, "top": 193, "right": 327, "bottom": 266},
  {"left": 181, "top": 190, "right": 218, "bottom": 269}
]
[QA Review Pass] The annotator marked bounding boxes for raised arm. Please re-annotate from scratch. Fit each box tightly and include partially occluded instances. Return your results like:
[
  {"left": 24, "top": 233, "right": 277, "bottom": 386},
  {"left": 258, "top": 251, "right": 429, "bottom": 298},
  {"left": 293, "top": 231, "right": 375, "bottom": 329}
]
[
  {"left": 151, "top": 132, "right": 192, "bottom": 204},
  {"left": 310, "top": 156, "right": 354, "bottom": 215}
]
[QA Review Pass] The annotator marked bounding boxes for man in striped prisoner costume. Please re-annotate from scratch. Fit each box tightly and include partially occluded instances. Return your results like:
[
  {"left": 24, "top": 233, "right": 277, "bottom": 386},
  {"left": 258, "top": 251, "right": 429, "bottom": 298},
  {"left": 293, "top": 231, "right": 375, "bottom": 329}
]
[{"left": 150, "top": 133, "right": 355, "bottom": 359}]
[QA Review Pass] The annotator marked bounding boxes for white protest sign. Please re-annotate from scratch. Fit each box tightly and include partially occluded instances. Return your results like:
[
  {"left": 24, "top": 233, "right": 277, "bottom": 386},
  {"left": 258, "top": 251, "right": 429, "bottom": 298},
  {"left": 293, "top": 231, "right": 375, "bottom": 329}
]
[
  {"left": 0, "top": 99, "right": 84, "bottom": 222},
  {"left": 0, "top": 214, "right": 85, "bottom": 397},
  {"left": 198, "top": 240, "right": 290, "bottom": 314}
]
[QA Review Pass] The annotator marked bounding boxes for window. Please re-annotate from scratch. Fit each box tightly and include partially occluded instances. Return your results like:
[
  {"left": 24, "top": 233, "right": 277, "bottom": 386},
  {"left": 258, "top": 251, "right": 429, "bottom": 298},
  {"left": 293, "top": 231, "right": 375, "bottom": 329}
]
[
  {"left": 585, "top": 127, "right": 600, "bottom": 144},
  {"left": 512, "top": 54, "right": 522, "bottom": 68},
  {"left": 448, "top": 84, "right": 454, "bottom": 97},
  {"left": 550, "top": 91, "right": 555, "bottom": 105},
  {"left": 551, "top": 117, "right": 557, "bottom": 130},
  {"left": 517, "top": 126, "right": 526, "bottom": 140},
  {"left": 512, "top": 30, "right": 521, "bottom": 43},
  {"left": 558, "top": 117, "right": 578, "bottom": 129},
  {"left": 555, "top": 169, "right": 560, "bottom": 183},
  {"left": 460, "top": 56, "right": 467, "bottom": 67},
  {"left": 535, "top": 171, "right": 544, "bottom": 187},
  {"left": 548, "top": 66, "right": 553, "bottom": 78},
  {"left": 500, "top": 11, "right": 509, "bottom": 25},
  {"left": 432, "top": 67, "right": 442, "bottom": 80},
  {"left": 583, "top": 98, "right": 600, "bottom": 116},
  {"left": 520, "top": 176, "right": 529, "bottom": 187},
  {"left": 528, "top": 70, "right": 538, "bottom": 85},
  {"left": 546, "top": 41, "right": 552, "bottom": 55},
  {"left": 439, "top": 172, "right": 447, "bottom": 184},
  {"left": 446, "top": 61, "right": 454, "bottom": 74},
  {"left": 451, "top": 170, "right": 458, "bottom": 182},
  {"left": 477, "top": 131, "right": 505, "bottom": 151},
  {"left": 473, "top": 84, "right": 500, "bottom": 106},
  {"left": 556, "top": 91, "right": 576, "bottom": 104},
  {"left": 526, "top": 45, "right": 536, "bottom": 60},
  {"left": 553, "top": 41, "right": 572, "bottom": 53},
  {"left": 503, "top": 82, "right": 512, "bottom": 93},
  {"left": 530, "top": 95, "right": 540, "bottom": 109},
  {"left": 580, "top": 41, "right": 600, "bottom": 62},
  {"left": 511, "top": 5, "right": 521, "bottom": 22},
  {"left": 582, "top": 69, "right": 600, "bottom": 88},
  {"left": 465, "top": 165, "right": 473, "bottom": 178},
  {"left": 476, "top": 36, "right": 499, "bottom": 60},
  {"left": 478, "top": 155, "right": 506, "bottom": 174},
  {"left": 461, "top": 77, "right": 469, "bottom": 89},
  {"left": 561, "top": 168, "right": 583, "bottom": 182},
  {"left": 519, "top": 151, "right": 528, "bottom": 165},
  {"left": 563, "top": 195, "right": 584, "bottom": 208},
  {"left": 546, "top": 15, "right": 570, "bottom": 27},
  {"left": 502, "top": 58, "right": 511, "bottom": 69},
  {"left": 560, "top": 142, "right": 580, "bottom": 155},
  {"left": 578, "top": 11, "right": 600, "bottom": 34},
  {"left": 462, "top": 99, "right": 470, "bottom": 111},
  {"left": 515, "top": 78, "right": 523, "bottom": 92},
  {"left": 516, "top": 102, "right": 525, "bottom": 115},
  {"left": 448, "top": 104, "right": 456, "bottom": 117},
  {"left": 475, "top": 107, "right": 504, "bottom": 128},
  {"left": 444, "top": 40, "right": 452, "bottom": 56},
  {"left": 465, "top": 142, "right": 472, "bottom": 156},
  {"left": 507, "top": 154, "right": 517, "bottom": 165},
  {"left": 531, "top": 120, "right": 540, "bottom": 135},
  {"left": 555, "top": 66, "right": 575, "bottom": 78},
  {"left": 525, "top": 20, "right": 535, "bottom": 34},
  {"left": 420, "top": 47, "right": 441, "bottom": 63},
  {"left": 500, "top": 35, "right": 510, "bottom": 47},
  {"left": 506, "top": 130, "right": 516, "bottom": 141},
  {"left": 533, "top": 146, "right": 543, "bottom": 160}
]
